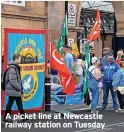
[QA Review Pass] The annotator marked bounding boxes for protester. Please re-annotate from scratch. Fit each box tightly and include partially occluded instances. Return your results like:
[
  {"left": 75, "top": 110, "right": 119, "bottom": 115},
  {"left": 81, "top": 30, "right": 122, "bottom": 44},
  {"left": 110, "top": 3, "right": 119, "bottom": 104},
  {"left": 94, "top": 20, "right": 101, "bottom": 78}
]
[
  {"left": 116, "top": 50, "right": 123, "bottom": 64},
  {"left": 118, "top": 49, "right": 124, "bottom": 54},
  {"left": 3, "top": 54, "right": 26, "bottom": 122},
  {"left": 62, "top": 45, "right": 74, "bottom": 75},
  {"left": 88, "top": 56, "right": 102, "bottom": 113},
  {"left": 101, "top": 54, "right": 120, "bottom": 112},
  {"left": 101, "top": 47, "right": 112, "bottom": 64},
  {"left": 76, "top": 54, "right": 84, "bottom": 84},
  {"left": 112, "top": 58, "right": 124, "bottom": 110},
  {"left": 83, "top": 46, "right": 95, "bottom": 64},
  {"left": 90, "top": 47, "right": 95, "bottom": 58}
]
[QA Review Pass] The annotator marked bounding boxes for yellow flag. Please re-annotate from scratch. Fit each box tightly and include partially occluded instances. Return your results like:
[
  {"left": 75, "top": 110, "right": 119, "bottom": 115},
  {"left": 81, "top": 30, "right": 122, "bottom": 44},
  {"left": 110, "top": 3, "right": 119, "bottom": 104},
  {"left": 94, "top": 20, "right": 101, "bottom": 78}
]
[{"left": 72, "top": 43, "right": 79, "bottom": 57}]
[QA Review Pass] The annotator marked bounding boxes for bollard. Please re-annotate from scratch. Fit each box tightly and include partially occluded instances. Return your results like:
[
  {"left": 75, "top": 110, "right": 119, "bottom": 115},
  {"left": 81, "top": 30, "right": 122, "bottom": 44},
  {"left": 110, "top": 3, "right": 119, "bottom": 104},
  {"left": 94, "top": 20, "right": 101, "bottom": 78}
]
[{"left": 45, "top": 77, "right": 51, "bottom": 111}]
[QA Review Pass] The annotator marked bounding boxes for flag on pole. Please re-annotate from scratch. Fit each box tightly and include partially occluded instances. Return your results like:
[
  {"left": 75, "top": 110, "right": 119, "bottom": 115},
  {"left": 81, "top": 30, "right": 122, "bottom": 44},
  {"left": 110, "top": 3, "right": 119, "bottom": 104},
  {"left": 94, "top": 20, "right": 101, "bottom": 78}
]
[
  {"left": 87, "top": 9, "right": 100, "bottom": 42},
  {"left": 56, "top": 36, "right": 64, "bottom": 55},
  {"left": 72, "top": 43, "right": 80, "bottom": 57},
  {"left": 50, "top": 44, "right": 76, "bottom": 95},
  {"left": 62, "top": 13, "right": 68, "bottom": 37},
  {"left": 83, "top": 43, "right": 90, "bottom": 95},
  {"left": 56, "top": 13, "right": 68, "bottom": 55},
  {"left": 83, "top": 9, "right": 100, "bottom": 96}
]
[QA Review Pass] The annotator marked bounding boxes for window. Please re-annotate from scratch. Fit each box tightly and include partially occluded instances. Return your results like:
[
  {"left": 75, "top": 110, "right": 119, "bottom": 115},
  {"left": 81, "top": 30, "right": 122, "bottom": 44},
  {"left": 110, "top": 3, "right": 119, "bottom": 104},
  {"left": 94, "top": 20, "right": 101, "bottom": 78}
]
[{"left": 2, "top": 0, "right": 25, "bottom": 6}]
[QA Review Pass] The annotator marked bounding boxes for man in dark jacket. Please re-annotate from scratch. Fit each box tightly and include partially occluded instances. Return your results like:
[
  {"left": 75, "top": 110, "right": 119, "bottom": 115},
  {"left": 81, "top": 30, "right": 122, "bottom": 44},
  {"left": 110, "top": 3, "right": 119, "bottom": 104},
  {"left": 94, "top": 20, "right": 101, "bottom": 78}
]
[
  {"left": 3, "top": 54, "right": 25, "bottom": 122},
  {"left": 101, "top": 54, "right": 119, "bottom": 112}
]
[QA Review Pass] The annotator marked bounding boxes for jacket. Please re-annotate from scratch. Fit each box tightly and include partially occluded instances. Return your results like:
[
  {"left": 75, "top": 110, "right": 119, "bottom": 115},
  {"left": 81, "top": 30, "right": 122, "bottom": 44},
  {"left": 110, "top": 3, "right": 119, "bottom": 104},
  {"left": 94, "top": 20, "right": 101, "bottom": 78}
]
[
  {"left": 112, "top": 69, "right": 124, "bottom": 89},
  {"left": 101, "top": 61, "right": 119, "bottom": 82},
  {"left": 5, "top": 61, "right": 22, "bottom": 97}
]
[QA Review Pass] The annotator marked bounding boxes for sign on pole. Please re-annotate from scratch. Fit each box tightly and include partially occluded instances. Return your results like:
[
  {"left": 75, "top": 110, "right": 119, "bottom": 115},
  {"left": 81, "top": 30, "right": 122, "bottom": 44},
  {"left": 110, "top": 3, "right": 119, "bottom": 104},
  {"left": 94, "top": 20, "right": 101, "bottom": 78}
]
[{"left": 68, "top": 3, "right": 77, "bottom": 26}]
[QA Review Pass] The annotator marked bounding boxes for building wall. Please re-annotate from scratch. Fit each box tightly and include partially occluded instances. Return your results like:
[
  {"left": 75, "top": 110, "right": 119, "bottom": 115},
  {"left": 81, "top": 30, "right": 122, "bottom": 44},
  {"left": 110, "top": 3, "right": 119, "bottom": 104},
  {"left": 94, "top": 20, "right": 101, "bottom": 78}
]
[
  {"left": 47, "top": 1, "right": 82, "bottom": 46},
  {"left": 103, "top": 35, "right": 113, "bottom": 50},
  {"left": 1, "top": 1, "right": 114, "bottom": 57},
  {"left": 112, "top": 1, "right": 124, "bottom": 37},
  {"left": 1, "top": 1, "right": 46, "bottom": 55}
]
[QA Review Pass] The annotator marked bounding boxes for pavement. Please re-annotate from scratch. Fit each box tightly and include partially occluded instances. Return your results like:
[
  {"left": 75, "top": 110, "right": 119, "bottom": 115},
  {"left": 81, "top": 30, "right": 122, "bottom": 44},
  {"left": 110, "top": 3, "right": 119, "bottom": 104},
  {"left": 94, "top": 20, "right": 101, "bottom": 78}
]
[{"left": 1, "top": 102, "right": 124, "bottom": 132}]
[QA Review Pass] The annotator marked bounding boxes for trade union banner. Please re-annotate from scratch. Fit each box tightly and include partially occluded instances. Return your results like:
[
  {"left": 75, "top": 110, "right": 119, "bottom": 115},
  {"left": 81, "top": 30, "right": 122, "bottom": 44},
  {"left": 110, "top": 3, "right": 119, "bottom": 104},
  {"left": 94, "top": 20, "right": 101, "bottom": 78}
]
[{"left": 2, "top": 28, "right": 48, "bottom": 111}]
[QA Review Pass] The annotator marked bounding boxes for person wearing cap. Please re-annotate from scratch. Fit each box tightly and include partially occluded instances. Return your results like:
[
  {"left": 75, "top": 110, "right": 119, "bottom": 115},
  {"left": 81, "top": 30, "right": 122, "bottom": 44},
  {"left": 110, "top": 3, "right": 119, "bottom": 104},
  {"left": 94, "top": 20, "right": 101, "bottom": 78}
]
[
  {"left": 101, "top": 53, "right": 120, "bottom": 112},
  {"left": 101, "top": 47, "right": 112, "bottom": 64},
  {"left": 62, "top": 45, "right": 74, "bottom": 75},
  {"left": 112, "top": 58, "right": 124, "bottom": 110},
  {"left": 88, "top": 56, "right": 102, "bottom": 113}
]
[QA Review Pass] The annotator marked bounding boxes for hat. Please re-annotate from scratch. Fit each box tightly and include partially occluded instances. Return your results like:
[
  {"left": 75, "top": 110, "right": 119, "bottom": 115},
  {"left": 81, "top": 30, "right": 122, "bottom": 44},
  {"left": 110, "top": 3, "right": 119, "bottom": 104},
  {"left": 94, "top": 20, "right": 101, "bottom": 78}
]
[
  {"left": 91, "top": 56, "right": 98, "bottom": 64},
  {"left": 102, "top": 47, "right": 110, "bottom": 51}
]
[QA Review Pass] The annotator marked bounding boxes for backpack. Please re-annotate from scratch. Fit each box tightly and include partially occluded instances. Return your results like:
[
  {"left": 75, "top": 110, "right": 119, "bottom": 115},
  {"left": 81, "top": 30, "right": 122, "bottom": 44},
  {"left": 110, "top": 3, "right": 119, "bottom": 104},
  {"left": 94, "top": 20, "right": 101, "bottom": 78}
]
[{"left": 1, "top": 66, "right": 16, "bottom": 91}]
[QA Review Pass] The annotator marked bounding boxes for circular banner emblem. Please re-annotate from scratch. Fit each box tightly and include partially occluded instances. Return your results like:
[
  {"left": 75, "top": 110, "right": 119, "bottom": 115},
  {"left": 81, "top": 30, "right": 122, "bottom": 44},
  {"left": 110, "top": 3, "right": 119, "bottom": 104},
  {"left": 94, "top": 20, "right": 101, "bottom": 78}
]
[{"left": 21, "top": 73, "right": 38, "bottom": 101}]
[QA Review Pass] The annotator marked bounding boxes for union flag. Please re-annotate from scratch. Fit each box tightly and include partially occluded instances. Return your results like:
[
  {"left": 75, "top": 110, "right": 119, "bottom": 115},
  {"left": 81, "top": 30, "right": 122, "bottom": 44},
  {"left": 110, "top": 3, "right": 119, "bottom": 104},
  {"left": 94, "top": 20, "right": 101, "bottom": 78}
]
[
  {"left": 50, "top": 44, "right": 76, "bottom": 95},
  {"left": 87, "top": 9, "right": 101, "bottom": 42}
]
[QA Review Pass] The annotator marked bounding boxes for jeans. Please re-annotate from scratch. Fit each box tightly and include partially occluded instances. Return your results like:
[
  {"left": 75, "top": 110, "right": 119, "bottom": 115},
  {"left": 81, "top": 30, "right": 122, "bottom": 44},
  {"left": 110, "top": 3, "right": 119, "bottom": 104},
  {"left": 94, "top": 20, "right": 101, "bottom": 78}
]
[
  {"left": 4, "top": 96, "right": 25, "bottom": 119},
  {"left": 88, "top": 79, "right": 99, "bottom": 110},
  {"left": 102, "top": 82, "right": 119, "bottom": 109}
]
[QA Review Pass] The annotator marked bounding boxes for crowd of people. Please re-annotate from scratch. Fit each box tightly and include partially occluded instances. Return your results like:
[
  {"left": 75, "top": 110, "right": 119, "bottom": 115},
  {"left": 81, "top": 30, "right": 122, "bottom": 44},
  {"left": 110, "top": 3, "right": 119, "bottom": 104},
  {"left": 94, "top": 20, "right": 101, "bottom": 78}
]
[
  {"left": 2, "top": 45, "right": 124, "bottom": 123},
  {"left": 51, "top": 45, "right": 124, "bottom": 114}
]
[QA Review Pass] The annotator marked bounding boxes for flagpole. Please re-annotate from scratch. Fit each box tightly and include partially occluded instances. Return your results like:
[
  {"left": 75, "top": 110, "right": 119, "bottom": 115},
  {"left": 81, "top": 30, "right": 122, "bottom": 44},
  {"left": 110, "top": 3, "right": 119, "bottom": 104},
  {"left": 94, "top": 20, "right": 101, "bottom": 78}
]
[{"left": 82, "top": 25, "right": 90, "bottom": 103}]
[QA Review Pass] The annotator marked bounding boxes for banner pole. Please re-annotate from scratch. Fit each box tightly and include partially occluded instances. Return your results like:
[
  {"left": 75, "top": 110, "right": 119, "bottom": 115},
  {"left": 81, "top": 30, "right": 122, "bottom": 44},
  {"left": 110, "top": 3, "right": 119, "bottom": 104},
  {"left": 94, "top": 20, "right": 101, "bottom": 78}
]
[
  {"left": 82, "top": 26, "right": 90, "bottom": 104},
  {"left": 45, "top": 33, "right": 51, "bottom": 111}
]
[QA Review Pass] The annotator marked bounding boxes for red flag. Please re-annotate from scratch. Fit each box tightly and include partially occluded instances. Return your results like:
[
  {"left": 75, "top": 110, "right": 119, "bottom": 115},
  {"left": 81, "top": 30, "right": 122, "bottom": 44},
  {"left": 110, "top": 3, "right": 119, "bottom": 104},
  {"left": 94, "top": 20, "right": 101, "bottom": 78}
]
[
  {"left": 87, "top": 9, "right": 100, "bottom": 42},
  {"left": 50, "top": 44, "right": 76, "bottom": 95},
  {"left": 58, "top": 72, "right": 76, "bottom": 94}
]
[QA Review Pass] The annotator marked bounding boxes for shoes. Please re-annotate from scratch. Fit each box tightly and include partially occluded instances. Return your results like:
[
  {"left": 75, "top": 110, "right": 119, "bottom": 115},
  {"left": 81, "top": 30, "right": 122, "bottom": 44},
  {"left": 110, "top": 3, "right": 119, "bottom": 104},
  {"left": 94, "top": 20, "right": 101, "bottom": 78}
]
[
  {"left": 100, "top": 107, "right": 106, "bottom": 111},
  {"left": 3, "top": 118, "right": 13, "bottom": 123},
  {"left": 115, "top": 108, "right": 122, "bottom": 113},
  {"left": 91, "top": 110, "right": 99, "bottom": 114}
]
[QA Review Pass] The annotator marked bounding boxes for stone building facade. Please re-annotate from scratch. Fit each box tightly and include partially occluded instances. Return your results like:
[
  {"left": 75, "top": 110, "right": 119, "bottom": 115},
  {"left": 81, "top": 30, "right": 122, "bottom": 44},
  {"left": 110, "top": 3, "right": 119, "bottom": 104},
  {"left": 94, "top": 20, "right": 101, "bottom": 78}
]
[
  {"left": 1, "top": 1, "right": 82, "bottom": 55},
  {"left": 1, "top": 1, "right": 124, "bottom": 56}
]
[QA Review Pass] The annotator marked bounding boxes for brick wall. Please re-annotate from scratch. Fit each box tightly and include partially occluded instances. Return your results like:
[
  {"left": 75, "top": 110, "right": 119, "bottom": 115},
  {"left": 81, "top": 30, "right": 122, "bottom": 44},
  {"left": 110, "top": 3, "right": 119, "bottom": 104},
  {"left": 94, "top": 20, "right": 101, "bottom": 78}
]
[
  {"left": 103, "top": 35, "right": 113, "bottom": 50},
  {"left": 1, "top": 1, "right": 46, "bottom": 55},
  {"left": 47, "top": 1, "right": 82, "bottom": 45}
]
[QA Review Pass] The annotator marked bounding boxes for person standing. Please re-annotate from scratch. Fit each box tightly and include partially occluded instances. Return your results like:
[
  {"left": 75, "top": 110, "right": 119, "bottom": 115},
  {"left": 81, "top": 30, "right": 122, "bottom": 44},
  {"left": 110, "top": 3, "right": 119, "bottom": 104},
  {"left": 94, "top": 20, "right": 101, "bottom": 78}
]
[
  {"left": 112, "top": 58, "right": 124, "bottom": 110},
  {"left": 101, "top": 47, "right": 112, "bottom": 64},
  {"left": 101, "top": 54, "right": 120, "bottom": 112},
  {"left": 88, "top": 57, "right": 102, "bottom": 113},
  {"left": 76, "top": 54, "right": 84, "bottom": 84},
  {"left": 116, "top": 50, "right": 123, "bottom": 64},
  {"left": 3, "top": 54, "right": 25, "bottom": 122},
  {"left": 62, "top": 45, "right": 74, "bottom": 75}
]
